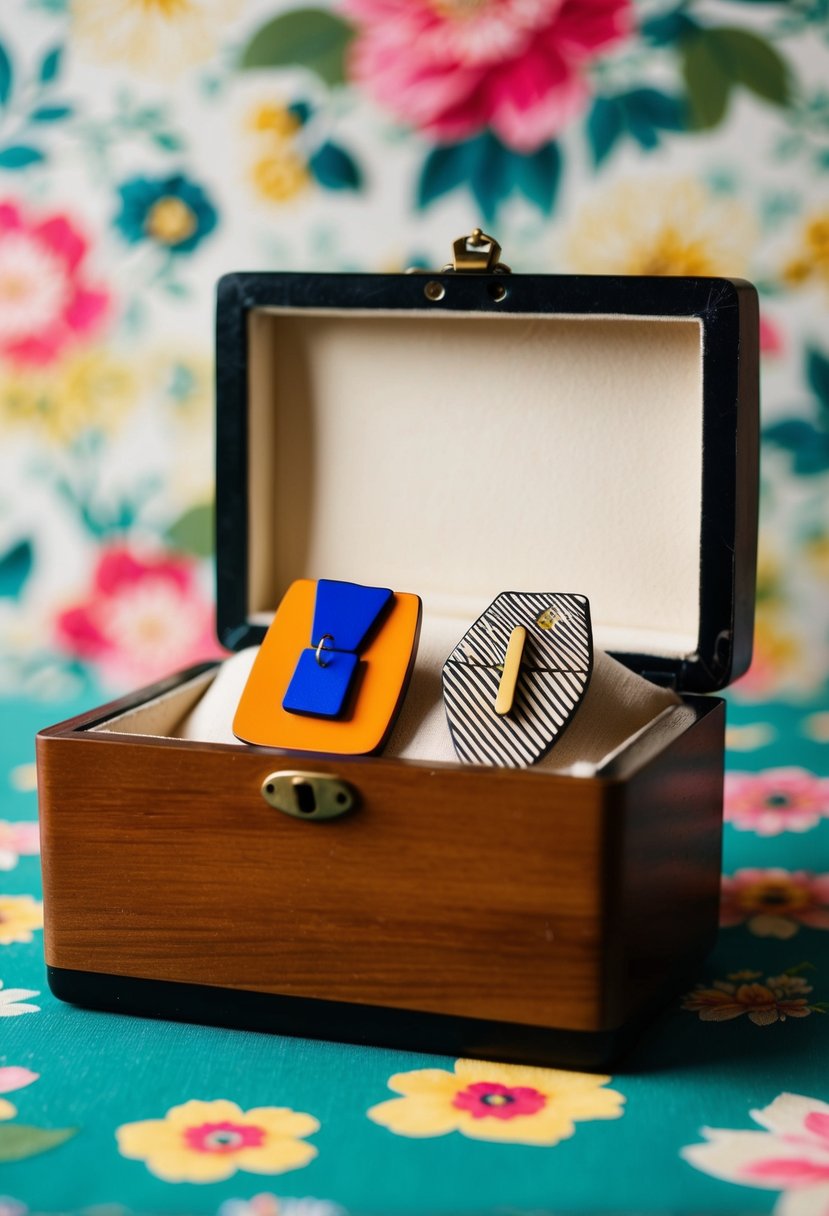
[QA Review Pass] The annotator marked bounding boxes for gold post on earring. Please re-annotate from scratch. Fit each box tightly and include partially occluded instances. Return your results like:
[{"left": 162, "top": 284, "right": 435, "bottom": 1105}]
[{"left": 494, "top": 626, "right": 527, "bottom": 716}]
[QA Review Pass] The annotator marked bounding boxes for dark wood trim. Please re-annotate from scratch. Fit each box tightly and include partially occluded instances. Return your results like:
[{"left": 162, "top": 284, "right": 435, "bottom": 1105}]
[{"left": 46, "top": 963, "right": 700, "bottom": 1071}]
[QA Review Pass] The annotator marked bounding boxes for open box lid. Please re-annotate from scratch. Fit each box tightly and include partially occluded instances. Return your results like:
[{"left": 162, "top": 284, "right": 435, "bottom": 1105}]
[{"left": 215, "top": 234, "right": 759, "bottom": 694}]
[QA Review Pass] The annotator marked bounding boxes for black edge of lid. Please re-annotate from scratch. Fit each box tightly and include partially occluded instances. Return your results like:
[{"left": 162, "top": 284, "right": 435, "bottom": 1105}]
[{"left": 215, "top": 271, "right": 759, "bottom": 694}]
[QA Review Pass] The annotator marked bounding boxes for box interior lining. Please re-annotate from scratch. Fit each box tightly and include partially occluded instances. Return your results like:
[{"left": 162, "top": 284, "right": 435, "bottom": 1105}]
[{"left": 246, "top": 309, "right": 704, "bottom": 660}]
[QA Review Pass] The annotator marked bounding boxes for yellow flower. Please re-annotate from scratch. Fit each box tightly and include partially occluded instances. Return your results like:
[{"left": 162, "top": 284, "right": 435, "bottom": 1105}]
[
  {"left": 251, "top": 152, "right": 309, "bottom": 204},
  {"left": 71, "top": 0, "right": 243, "bottom": 78},
  {"left": 367, "top": 1059, "right": 624, "bottom": 1146},
  {"left": 0, "top": 369, "right": 50, "bottom": 429},
  {"left": 0, "top": 1099, "right": 16, "bottom": 1120},
  {"left": 247, "top": 103, "right": 302, "bottom": 140},
  {"left": 145, "top": 196, "right": 198, "bottom": 246},
  {"left": 566, "top": 178, "right": 754, "bottom": 277},
  {"left": 0, "top": 350, "right": 136, "bottom": 443},
  {"left": 9, "top": 764, "right": 37, "bottom": 793},
  {"left": 805, "top": 532, "right": 829, "bottom": 579},
  {"left": 804, "top": 712, "right": 829, "bottom": 743},
  {"left": 784, "top": 210, "right": 829, "bottom": 287},
  {"left": 0, "top": 895, "right": 44, "bottom": 945},
  {"left": 116, "top": 1098, "right": 319, "bottom": 1183},
  {"left": 54, "top": 349, "right": 137, "bottom": 442},
  {"left": 725, "top": 724, "right": 776, "bottom": 751}
]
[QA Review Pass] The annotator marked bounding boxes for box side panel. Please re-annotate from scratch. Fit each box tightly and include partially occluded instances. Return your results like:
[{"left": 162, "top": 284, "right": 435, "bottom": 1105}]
[
  {"left": 730, "top": 279, "right": 760, "bottom": 683},
  {"left": 603, "top": 696, "right": 725, "bottom": 1027},
  {"left": 37, "top": 732, "right": 610, "bottom": 1032}
]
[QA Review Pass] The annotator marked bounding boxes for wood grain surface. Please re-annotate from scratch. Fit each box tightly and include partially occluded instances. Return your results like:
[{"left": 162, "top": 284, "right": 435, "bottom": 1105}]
[{"left": 38, "top": 676, "right": 724, "bottom": 1035}]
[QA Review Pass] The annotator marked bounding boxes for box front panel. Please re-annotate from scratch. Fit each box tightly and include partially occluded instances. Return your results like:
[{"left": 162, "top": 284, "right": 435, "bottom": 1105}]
[{"left": 38, "top": 732, "right": 611, "bottom": 1032}]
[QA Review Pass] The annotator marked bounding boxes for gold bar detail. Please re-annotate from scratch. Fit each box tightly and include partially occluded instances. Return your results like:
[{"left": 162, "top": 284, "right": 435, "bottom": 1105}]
[{"left": 494, "top": 626, "right": 527, "bottom": 717}]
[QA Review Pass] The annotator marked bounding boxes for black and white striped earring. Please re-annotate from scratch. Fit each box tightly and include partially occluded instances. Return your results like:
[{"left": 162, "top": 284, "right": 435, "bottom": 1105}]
[{"left": 442, "top": 593, "right": 593, "bottom": 767}]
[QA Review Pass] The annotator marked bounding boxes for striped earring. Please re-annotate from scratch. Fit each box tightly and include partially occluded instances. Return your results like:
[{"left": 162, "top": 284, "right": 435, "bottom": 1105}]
[{"left": 442, "top": 592, "right": 593, "bottom": 767}]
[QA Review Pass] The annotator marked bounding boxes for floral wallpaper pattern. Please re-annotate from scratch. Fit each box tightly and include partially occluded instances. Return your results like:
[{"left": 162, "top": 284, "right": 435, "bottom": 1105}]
[
  {"left": 0, "top": 0, "right": 828, "bottom": 1213},
  {"left": 0, "top": 0, "right": 825, "bottom": 700}
]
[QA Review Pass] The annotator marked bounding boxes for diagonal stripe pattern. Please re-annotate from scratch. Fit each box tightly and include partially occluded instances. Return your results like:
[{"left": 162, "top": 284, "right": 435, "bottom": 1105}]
[{"left": 443, "top": 593, "right": 593, "bottom": 767}]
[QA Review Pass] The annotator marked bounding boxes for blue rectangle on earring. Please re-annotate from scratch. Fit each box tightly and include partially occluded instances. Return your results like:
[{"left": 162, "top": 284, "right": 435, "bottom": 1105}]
[{"left": 283, "top": 648, "right": 360, "bottom": 718}]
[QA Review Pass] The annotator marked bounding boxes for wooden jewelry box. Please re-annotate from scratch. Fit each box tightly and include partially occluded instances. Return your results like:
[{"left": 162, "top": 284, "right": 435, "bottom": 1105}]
[{"left": 37, "top": 235, "right": 759, "bottom": 1068}]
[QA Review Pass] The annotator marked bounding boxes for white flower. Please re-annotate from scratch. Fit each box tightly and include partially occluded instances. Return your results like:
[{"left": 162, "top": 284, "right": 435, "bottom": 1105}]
[
  {"left": 0, "top": 233, "right": 69, "bottom": 345},
  {"left": 0, "top": 980, "right": 40, "bottom": 1017},
  {"left": 683, "top": 1093, "right": 829, "bottom": 1216},
  {"left": 218, "top": 1198, "right": 346, "bottom": 1216},
  {"left": 71, "top": 0, "right": 243, "bottom": 78}
]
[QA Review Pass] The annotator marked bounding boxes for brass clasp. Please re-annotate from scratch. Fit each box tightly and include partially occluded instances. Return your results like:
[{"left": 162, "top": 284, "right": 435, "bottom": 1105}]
[
  {"left": 408, "top": 229, "right": 511, "bottom": 276},
  {"left": 447, "top": 228, "right": 510, "bottom": 274}
]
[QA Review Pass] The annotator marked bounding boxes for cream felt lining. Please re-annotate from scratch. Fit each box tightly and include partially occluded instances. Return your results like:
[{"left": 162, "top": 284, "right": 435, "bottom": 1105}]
[
  {"left": 92, "top": 624, "right": 682, "bottom": 775},
  {"left": 246, "top": 308, "right": 704, "bottom": 659}
]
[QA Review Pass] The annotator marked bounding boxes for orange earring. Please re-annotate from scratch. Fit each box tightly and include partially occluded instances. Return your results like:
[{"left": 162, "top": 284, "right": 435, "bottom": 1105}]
[{"left": 234, "top": 578, "right": 422, "bottom": 757}]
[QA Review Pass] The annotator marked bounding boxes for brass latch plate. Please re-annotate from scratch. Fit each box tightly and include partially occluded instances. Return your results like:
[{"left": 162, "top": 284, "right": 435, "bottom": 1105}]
[{"left": 261, "top": 771, "right": 357, "bottom": 821}]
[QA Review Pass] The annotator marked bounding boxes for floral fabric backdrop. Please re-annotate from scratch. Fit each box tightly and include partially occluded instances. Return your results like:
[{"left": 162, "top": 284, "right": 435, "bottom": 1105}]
[{"left": 0, "top": 0, "right": 828, "bottom": 1213}]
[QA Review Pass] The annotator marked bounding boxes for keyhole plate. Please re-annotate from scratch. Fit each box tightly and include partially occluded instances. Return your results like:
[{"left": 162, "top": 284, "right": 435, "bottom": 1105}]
[{"left": 261, "top": 771, "right": 357, "bottom": 821}]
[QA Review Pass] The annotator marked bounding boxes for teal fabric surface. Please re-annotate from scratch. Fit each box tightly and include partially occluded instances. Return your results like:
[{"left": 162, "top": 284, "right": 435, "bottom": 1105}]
[{"left": 2, "top": 685, "right": 828, "bottom": 1215}]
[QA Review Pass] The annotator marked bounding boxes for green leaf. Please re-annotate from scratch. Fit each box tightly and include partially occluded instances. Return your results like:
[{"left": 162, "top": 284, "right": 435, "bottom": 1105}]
[
  {"left": 0, "top": 43, "right": 12, "bottom": 108},
  {"left": 418, "top": 144, "right": 467, "bottom": 208},
  {"left": 309, "top": 140, "right": 361, "bottom": 190},
  {"left": 715, "top": 27, "right": 791, "bottom": 104},
  {"left": 764, "top": 420, "right": 829, "bottom": 474},
  {"left": 240, "top": 9, "right": 353, "bottom": 87},
  {"left": 623, "top": 87, "right": 687, "bottom": 131},
  {"left": 587, "top": 97, "right": 625, "bottom": 166},
  {"left": 152, "top": 131, "right": 184, "bottom": 152},
  {"left": 419, "top": 133, "right": 562, "bottom": 220},
  {"left": 288, "top": 99, "right": 313, "bottom": 125},
  {"left": 39, "top": 45, "right": 62, "bottom": 83},
  {"left": 0, "top": 145, "right": 45, "bottom": 168},
  {"left": 807, "top": 347, "right": 829, "bottom": 411},
  {"left": 513, "top": 142, "right": 561, "bottom": 213},
  {"left": 681, "top": 32, "right": 732, "bottom": 129},
  {"left": 682, "top": 26, "right": 790, "bottom": 128},
  {"left": 167, "top": 503, "right": 214, "bottom": 558},
  {"left": 0, "top": 540, "right": 32, "bottom": 599},
  {"left": 30, "top": 104, "right": 73, "bottom": 122},
  {"left": 469, "top": 134, "right": 513, "bottom": 223},
  {"left": 0, "top": 1125, "right": 77, "bottom": 1162},
  {"left": 641, "top": 10, "right": 699, "bottom": 44}
]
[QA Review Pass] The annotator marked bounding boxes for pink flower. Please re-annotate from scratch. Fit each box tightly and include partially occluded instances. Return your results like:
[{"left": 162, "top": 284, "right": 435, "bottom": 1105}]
[
  {"left": 0, "top": 200, "right": 108, "bottom": 366},
  {"left": 725, "top": 769, "right": 829, "bottom": 836},
  {"left": 184, "top": 1120, "right": 267, "bottom": 1154},
  {"left": 0, "top": 1065, "right": 39, "bottom": 1121},
  {"left": 683, "top": 1093, "right": 829, "bottom": 1216},
  {"left": 0, "top": 822, "right": 40, "bottom": 872},
  {"left": 0, "top": 1066, "right": 39, "bottom": 1095},
  {"left": 721, "top": 869, "right": 829, "bottom": 938},
  {"left": 760, "top": 313, "right": 784, "bottom": 356},
  {"left": 452, "top": 1081, "right": 547, "bottom": 1120},
  {"left": 55, "top": 545, "right": 223, "bottom": 691},
  {"left": 342, "top": 0, "right": 632, "bottom": 153}
]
